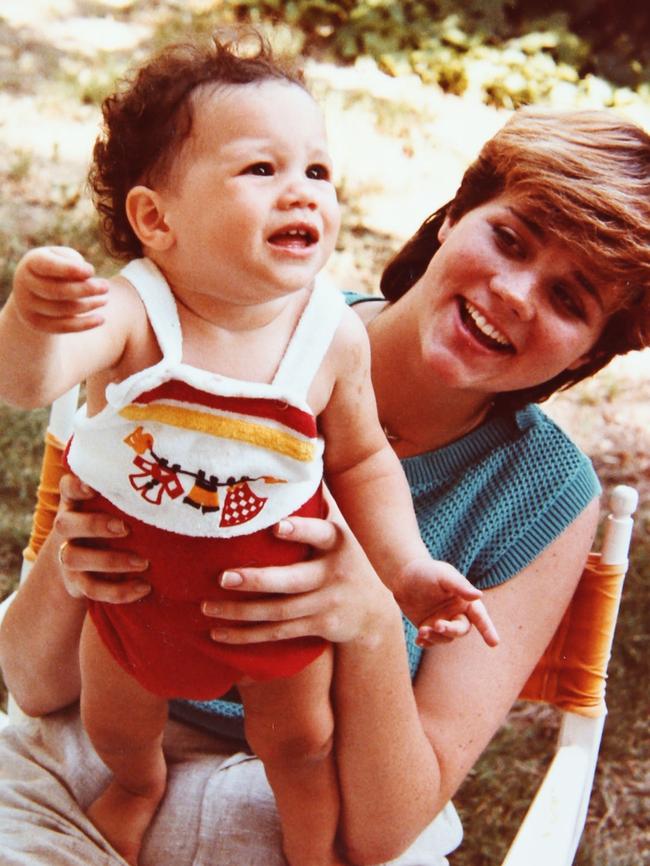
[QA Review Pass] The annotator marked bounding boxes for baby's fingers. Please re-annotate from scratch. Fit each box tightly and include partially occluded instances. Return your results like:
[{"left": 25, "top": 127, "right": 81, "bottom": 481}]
[
  {"left": 466, "top": 599, "right": 500, "bottom": 647},
  {"left": 22, "top": 309, "right": 105, "bottom": 334},
  {"left": 23, "top": 246, "right": 95, "bottom": 281},
  {"left": 28, "top": 273, "right": 109, "bottom": 305},
  {"left": 26, "top": 292, "right": 108, "bottom": 332},
  {"left": 416, "top": 615, "right": 471, "bottom": 646}
]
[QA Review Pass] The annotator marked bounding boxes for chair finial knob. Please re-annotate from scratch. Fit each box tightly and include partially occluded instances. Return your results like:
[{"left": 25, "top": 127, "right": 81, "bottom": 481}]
[{"left": 609, "top": 485, "right": 639, "bottom": 519}]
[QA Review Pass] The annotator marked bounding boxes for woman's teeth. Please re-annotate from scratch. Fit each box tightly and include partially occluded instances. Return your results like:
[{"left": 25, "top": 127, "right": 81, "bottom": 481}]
[{"left": 463, "top": 300, "right": 513, "bottom": 351}]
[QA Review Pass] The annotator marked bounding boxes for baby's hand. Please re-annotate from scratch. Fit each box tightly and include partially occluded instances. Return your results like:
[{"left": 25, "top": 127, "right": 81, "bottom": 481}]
[
  {"left": 393, "top": 558, "right": 499, "bottom": 649},
  {"left": 12, "top": 246, "right": 109, "bottom": 334}
]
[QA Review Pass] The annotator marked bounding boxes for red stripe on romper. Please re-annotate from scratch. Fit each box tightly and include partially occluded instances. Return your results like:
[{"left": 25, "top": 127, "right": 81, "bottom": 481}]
[{"left": 132, "top": 382, "right": 317, "bottom": 438}]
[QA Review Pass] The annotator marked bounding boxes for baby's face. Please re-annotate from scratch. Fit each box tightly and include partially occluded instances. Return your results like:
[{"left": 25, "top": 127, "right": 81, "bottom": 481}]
[{"left": 156, "top": 79, "right": 340, "bottom": 306}]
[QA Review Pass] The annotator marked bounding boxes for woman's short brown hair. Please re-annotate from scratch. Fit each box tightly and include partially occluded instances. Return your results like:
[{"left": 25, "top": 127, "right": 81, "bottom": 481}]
[
  {"left": 89, "top": 31, "right": 306, "bottom": 260},
  {"left": 381, "top": 109, "right": 650, "bottom": 411}
]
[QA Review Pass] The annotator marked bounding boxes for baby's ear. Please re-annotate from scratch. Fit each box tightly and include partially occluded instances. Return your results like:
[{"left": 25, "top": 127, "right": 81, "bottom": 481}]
[{"left": 126, "top": 186, "right": 174, "bottom": 251}]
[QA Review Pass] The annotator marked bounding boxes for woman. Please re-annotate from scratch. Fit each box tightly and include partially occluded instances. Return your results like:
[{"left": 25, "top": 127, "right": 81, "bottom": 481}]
[{"left": 1, "top": 107, "right": 648, "bottom": 866}]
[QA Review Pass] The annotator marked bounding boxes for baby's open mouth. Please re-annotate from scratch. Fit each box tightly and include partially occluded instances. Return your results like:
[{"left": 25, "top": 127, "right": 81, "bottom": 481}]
[{"left": 268, "top": 225, "right": 318, "bottom": 248}]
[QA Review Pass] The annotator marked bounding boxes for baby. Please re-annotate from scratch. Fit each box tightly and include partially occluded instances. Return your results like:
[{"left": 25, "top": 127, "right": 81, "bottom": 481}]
[{"left": 0, "top": 33, "right": 497, "bottom": 866}]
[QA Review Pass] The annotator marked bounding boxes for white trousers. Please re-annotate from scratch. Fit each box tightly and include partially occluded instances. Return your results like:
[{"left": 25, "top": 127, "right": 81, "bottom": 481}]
[{"left": 0, "top": 705, "right": 462, "bottom": 865}]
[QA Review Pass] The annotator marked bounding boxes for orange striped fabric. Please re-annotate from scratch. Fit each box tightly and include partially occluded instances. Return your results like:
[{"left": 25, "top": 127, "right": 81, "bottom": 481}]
[
  {"left": 520, "top": 553, "right": 627, "bottom": 717},
  {"left": 23, "top": 432, "right": 67, "bottom": 562}
]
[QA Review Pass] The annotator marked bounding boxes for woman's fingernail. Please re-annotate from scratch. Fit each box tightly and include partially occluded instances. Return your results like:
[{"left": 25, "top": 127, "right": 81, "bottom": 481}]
[
  {"left": 129, "top": 556, "right": 149, "bottom": 569},
  {"left": 108, "top": 519, "right": 127, "bottom": 535},
  {"left": 276, "top": 520, "right": 293, "bottom": 537},
  {"left": 220, "top": 571, "right": 242, "bottom": 588},
  {"left": 211, "top": 629, "right": 228, "bottom": 641},
  {"left": 79, "top": 483, "right": 94, "bottom": 495},
  {"left": 134, "top": 583, "right": 151, "bottom": 595}
]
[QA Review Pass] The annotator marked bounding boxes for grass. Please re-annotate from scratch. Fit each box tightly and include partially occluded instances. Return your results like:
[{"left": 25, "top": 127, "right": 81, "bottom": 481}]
[{"left": 0, "top": 406, "right": 48, "bottom": 605}]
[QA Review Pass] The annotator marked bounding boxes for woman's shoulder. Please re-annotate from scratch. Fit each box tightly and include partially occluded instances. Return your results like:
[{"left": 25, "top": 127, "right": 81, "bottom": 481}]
[
  {"left": 403, "top": 404, "right": 601, "bottom": 590},
  {"left": 498, "top": 403, "right": 596, "bottom": 482}
]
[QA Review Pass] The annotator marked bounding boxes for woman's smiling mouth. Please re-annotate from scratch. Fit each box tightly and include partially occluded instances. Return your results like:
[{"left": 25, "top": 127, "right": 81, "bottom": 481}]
[{"left": 459, "top": 298, "right": 514, "bottom": 353}]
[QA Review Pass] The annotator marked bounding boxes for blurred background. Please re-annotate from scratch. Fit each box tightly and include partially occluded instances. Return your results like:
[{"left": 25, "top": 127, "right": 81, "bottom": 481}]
[{"left": 0, "top": 2, "right": 648, "bottom": 863}]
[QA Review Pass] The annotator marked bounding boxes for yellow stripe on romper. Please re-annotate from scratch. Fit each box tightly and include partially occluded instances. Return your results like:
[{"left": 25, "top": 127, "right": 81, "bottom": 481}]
[{"left": 119, "top": 404, "right": 315, "bottom": 462}]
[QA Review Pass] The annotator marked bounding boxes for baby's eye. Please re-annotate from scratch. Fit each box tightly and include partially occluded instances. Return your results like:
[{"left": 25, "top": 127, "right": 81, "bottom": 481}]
[
  {"left": 244, "top": 162, "right": 274, "bottom": 176},
  {"left": 493, "top": 224, "right": 525, "bottom": 258},
  {"left": 306, "top": 164, "right": 330, "bottom": 181}
]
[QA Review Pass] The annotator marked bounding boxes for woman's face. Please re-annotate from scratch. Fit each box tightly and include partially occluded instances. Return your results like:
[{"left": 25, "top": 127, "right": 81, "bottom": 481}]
[{"left": 408, "top": 193, "right": 611, "bottom": 397}]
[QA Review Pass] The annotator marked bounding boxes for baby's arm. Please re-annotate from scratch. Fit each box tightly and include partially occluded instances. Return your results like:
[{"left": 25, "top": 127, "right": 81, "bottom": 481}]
[
  {"left": 0, "top": 247, "right": 130, "bottom": 408},
  {"left": 321, "top": 310, "right": 498, "bottom": 647}
]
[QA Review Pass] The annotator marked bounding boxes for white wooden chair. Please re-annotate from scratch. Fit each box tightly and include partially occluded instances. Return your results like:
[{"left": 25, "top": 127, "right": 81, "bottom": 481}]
[
  {"left": 0, "top": 393, "right": 640, "bottom": 866},
  {"left": 501, "top": 483, "right": 638, "bottom": 866}
]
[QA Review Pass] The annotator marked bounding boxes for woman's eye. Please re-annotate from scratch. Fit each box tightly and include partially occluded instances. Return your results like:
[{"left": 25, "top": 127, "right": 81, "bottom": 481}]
[
  {"left": 306, "top": 163, "right": 330, "bottom": 181},
  {"left": 245, "top": 162, "right": 274, "bottom": 176},
  {"left": 493, "top": 225, "right": 525, "bottom": 258},
  {"left": 553, "top": 282, "right": 585, "bottom": 319}
]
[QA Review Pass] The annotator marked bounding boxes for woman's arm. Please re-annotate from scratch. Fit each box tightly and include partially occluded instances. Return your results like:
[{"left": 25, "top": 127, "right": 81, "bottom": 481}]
[
  {"left": 0, "top": 475, "right": 150, "bottom": 716},
  {"left": 202, "top": 497, "right": 599, "bottom": 864},
  {"left": 0, "top": 529, "right": 86, "bottom": 716},
  {"left": 333, "top": 497, "right": 599, "bottom": 863}
]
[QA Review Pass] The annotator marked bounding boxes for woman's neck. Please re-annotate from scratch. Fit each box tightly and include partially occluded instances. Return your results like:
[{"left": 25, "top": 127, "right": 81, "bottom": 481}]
[{"left": 366, "top": 300, "right": 494, "bottom": 457}]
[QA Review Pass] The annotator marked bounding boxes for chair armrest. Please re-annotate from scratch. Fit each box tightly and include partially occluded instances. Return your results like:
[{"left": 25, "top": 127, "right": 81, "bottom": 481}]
[{"left": 501, "top": 737, "right": 594, "bottom": 866}]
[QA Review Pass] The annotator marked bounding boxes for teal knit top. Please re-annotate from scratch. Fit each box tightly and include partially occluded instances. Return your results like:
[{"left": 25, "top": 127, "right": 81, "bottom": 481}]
[{"left": 171, "top": 299, "right": 601, "bottom": 739}]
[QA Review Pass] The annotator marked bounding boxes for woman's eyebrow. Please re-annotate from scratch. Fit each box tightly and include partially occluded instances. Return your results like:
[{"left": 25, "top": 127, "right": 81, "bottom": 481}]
[{"left": 507, "top": 206, "right": 545, "bottom": 238}]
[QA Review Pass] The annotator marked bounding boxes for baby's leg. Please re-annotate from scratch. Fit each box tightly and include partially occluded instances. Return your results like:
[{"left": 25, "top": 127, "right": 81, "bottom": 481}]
[
  {"left": 79, "top": 615, "right": 168, "bottom": 865},
  {"left": 239, "top": 646, "right": 344, "bottom": 866}
]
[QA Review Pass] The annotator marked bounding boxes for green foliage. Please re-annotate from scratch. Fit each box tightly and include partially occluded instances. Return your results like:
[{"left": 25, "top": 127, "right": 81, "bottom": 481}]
[{"left": 220, "top": 0, "right": 650, "bottom": 108}]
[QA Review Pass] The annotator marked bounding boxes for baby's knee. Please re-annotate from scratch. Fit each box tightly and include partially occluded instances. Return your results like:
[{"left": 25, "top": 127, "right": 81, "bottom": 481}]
[{"left": 246, "top": 711, "right": 335, "bottom": 768}]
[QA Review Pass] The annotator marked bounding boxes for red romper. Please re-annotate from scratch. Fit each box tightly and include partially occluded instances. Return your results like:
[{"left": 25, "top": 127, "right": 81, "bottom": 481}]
[{"left": 65, "top": 258, "right": 345, "bottom": 700}]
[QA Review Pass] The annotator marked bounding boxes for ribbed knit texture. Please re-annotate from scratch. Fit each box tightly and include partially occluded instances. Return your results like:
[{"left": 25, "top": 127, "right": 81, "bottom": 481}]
[{"left": 171, "top": 295, "right": 601, "bottom": 739}]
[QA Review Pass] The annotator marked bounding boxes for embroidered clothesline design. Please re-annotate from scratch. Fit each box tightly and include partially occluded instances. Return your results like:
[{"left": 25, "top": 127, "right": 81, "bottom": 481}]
[
  {"left": 120, "top": 403, "right": 315, "bottom": 462},
  {"left": 123, "top": 426, "right": 287, "bottom": 527}
]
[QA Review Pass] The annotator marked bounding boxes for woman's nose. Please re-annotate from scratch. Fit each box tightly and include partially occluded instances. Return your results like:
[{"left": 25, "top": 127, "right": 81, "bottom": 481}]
[{"left": 490, "top": 271, "right": 536, "bottom": 321}]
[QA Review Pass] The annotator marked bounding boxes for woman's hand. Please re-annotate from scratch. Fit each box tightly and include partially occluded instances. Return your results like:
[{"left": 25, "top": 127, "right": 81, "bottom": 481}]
[
  {"left": 53, "top": 473, "right": 151, "bottom": 603},
  {"left": 201, "top": 490, "right": 399, "bottom": 647}
]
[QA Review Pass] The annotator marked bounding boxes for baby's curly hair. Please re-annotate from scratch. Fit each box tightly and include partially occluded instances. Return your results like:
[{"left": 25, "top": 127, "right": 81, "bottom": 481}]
[{"left": 89, "top": 31, "right": 306, "bottom": 260}]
